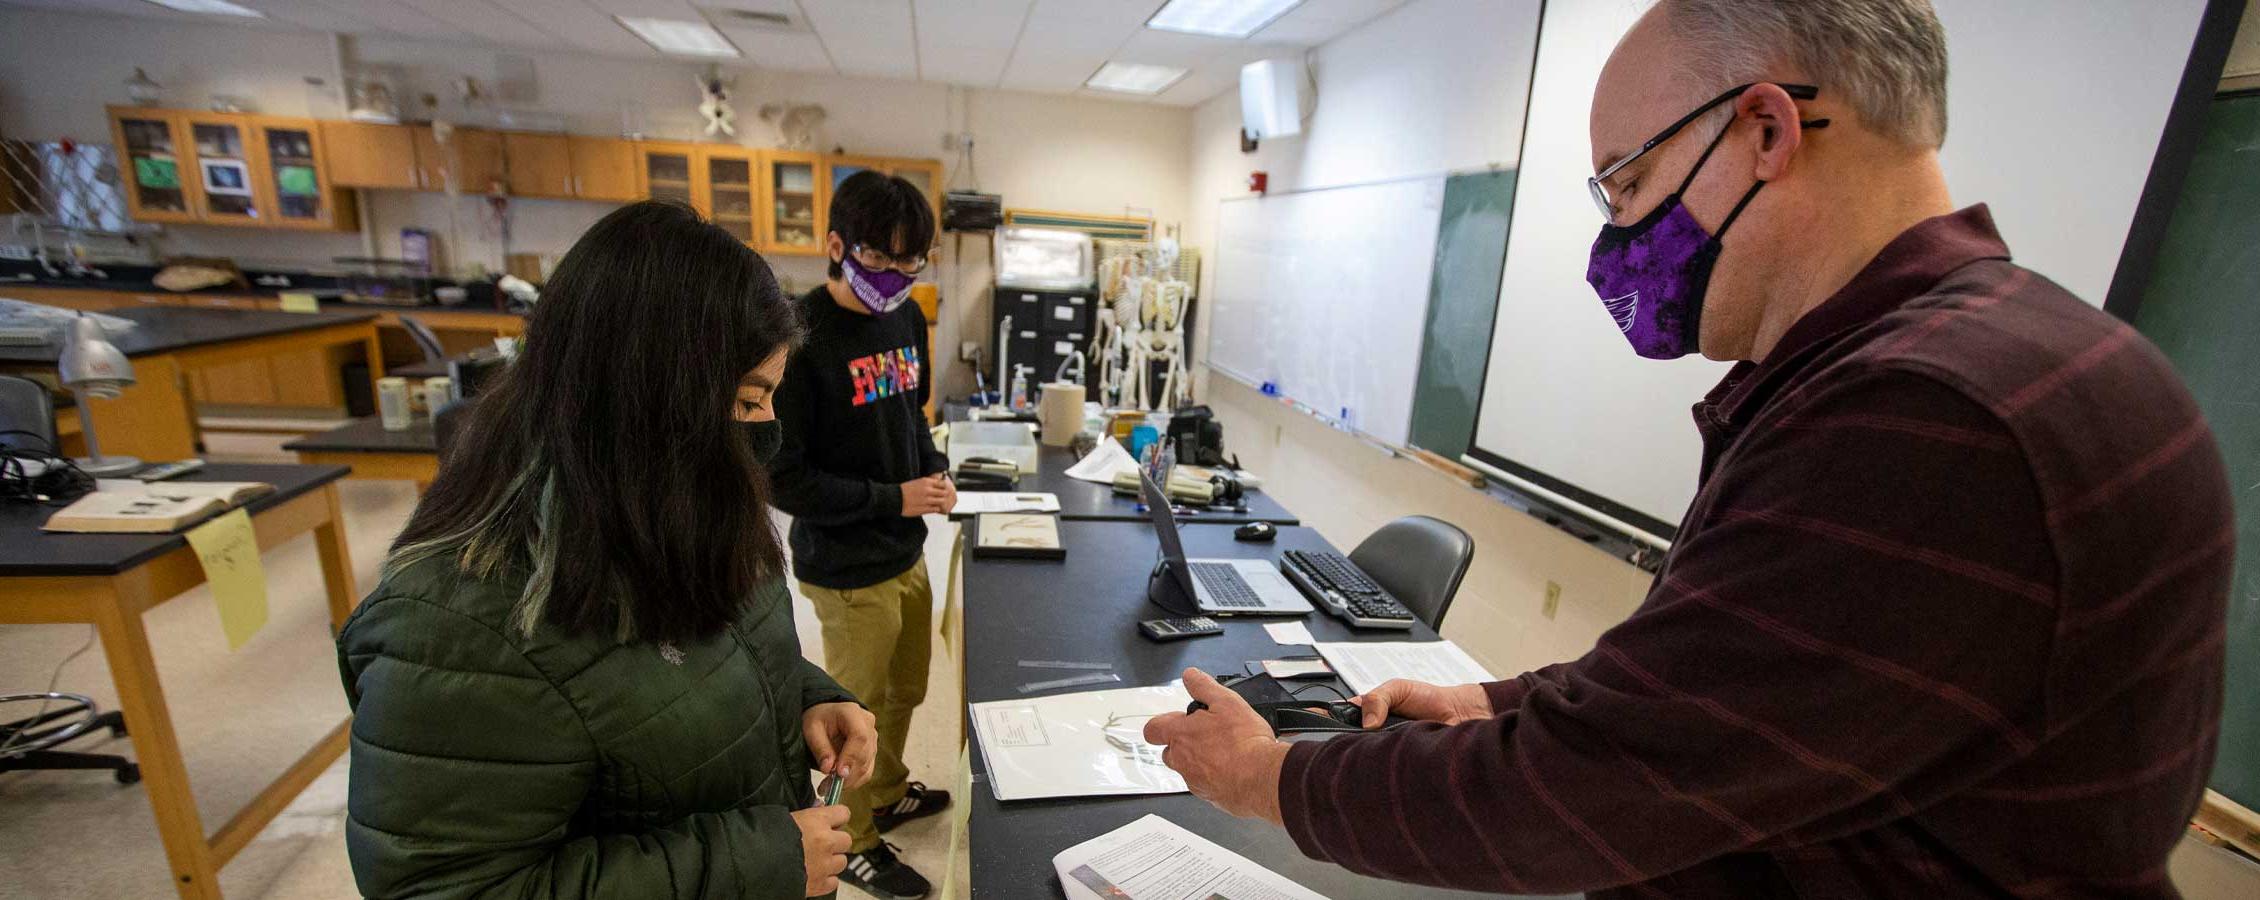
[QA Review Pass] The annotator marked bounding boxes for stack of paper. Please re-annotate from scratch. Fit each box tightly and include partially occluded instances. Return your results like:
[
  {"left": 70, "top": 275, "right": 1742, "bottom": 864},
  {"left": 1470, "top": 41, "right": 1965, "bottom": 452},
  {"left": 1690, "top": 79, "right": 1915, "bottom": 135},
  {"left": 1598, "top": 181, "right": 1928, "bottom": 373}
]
[
  {"left": 1055, "top": 815, "right": 1330, "bottom": 900},
  {"left": 1311, "top": 639, "right": 1495, "bottom": 695},
  {"left": 950, "top": 491, "right": 1061, "bottom": 515}
]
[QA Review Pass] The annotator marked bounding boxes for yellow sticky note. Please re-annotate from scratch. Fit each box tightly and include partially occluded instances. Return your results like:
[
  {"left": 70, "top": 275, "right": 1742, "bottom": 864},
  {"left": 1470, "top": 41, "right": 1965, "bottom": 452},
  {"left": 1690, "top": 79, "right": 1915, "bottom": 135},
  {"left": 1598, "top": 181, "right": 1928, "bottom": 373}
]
[
  {"left": 185, "top": 508, "right": 268, "bottom": 650},
  {"left": 278, "top": 292, "right": 320, "bottom": 313}
]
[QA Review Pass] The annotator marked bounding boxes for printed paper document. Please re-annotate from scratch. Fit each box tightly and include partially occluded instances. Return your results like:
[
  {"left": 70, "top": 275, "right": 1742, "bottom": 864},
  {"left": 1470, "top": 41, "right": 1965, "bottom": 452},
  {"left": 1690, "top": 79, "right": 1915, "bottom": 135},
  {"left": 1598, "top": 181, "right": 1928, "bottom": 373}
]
[
  {"left": 1312, "top": 640, "right": 1494, "bottom": 695},
  {"left": 1055, "top": 814, "right": 1329, "bottom": 900},
  {"left": 1065, "top": 439, "right": 1140, "bottom": 483},
  {"left": 950, "top": 491, "right": 1061, "bottom": 516}
]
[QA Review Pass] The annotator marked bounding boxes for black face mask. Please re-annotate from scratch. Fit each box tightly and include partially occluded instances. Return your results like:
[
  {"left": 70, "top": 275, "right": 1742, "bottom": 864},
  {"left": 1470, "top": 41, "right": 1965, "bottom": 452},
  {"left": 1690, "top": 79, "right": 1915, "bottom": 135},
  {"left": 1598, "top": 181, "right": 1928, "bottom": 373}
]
[{"left": 743, "top": 419, "right": 783, "bottom": 466}]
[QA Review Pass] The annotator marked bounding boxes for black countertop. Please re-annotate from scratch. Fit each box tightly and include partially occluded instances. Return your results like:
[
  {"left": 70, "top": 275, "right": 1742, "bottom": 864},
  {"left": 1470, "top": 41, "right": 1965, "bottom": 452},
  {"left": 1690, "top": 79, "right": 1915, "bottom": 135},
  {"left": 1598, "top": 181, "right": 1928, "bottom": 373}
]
[
  {"left": 0, "top": 306, "right": 378, "bottom": 364},
  {"left": 962, "top": 520, "right": 1533, "bottom": 899},
  {"left": 283, "top": 416, "right": 437, "bottom": 454},
  {"left": 0, "top": 463, "right": 349, "bottom": 577},
  {"left": 957, "top": 444, "right": 1299, "bottom": 526}
]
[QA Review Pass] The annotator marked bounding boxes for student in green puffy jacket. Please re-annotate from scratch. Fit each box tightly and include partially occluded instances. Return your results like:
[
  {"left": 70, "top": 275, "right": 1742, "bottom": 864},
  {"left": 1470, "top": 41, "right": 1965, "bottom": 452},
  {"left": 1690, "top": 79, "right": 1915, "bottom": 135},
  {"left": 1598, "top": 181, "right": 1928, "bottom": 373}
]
[{"left": 337, "top": 200, "right": 877, "bottom": 899}]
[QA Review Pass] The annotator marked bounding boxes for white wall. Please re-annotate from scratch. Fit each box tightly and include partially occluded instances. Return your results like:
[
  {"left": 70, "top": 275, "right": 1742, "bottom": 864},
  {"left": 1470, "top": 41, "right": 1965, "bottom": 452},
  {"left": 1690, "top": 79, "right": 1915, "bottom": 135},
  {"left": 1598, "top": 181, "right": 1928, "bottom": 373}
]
[
  {"left": 0, "top": 5, "right": 1193, "bottom": 399},
  {"left": 1180, "top": 0, "right": 1648, "bottom": 675}
]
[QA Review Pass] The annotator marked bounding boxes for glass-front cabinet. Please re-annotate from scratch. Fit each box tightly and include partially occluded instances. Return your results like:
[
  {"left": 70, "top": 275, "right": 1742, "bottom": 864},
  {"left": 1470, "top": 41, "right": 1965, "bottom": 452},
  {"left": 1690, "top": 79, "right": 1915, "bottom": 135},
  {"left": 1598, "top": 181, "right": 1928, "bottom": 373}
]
[
  {"left": 639, "top": 143, "right": 696, "bottom": 208},
  {"left": 761, "top": 150, "right": 824, "bottom": 256},
  {"left": 108, "top": 107, "right": 355, "bottom": 230},
  {"left": 109, "top": 109, "right": 197, "bottom": 224},
  {"left": 705, "top": 150, "right": 756, "bottom": 244},
  {"left": 255, "top": 117, "right": 333, "bottom": 228},
  {"left": 184, "top": 115, "right": 260, "bottom": 224}
]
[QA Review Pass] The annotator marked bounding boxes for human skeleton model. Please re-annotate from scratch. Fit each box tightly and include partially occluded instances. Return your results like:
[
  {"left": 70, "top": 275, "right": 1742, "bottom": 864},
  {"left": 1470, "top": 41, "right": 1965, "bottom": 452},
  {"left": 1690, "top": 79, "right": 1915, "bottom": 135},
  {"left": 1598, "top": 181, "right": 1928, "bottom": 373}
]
[{"left": 1093, "top": 244, "right": 1192, "bottom": 411}]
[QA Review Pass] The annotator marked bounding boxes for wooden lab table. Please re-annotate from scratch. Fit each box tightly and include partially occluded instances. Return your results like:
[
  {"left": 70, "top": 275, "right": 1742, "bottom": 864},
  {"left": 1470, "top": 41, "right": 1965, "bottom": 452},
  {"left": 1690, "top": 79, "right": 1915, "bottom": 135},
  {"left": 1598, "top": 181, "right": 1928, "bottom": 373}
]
[
  {"left": 283, "top": 415, "right": 439, "bottom": 491},
  {"left": 0, "top": 307, "right": 384, "bottom": 461},
  {"left": 0, "top": 464, "right": 357, "bottom": 900}
]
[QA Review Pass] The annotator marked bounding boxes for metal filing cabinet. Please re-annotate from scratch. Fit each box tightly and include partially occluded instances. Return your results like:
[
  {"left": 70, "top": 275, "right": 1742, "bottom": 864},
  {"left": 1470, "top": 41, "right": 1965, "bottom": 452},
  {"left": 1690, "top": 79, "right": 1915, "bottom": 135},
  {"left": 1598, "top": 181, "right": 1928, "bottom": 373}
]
[{"left": 996, "top": 287, "right": 1094, "bottom": 383}]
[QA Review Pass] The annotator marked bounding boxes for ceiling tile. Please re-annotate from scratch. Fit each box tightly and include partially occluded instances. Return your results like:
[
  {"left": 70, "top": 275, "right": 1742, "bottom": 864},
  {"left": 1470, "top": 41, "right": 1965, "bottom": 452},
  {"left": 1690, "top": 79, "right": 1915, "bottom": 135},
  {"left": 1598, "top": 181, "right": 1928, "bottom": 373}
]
[
  {"left": 997, "top": 0, "right": 1154, "bottom": 93},
  {"left": 797, "top": 0, "right": 916, "bottom": 80},
  {"left": 399, "top": 0, "right": 554, "bottom": 47},
  {"left": 583, "top": 0, "right": 705, "bottom": 17},
  {"left": 723, "top": 26, "right": 835, "bottom": 73},
  {"left": 1151, "top": 65, "right": 1236, "bottom": 106},
  {"left": 491, "top": 0, "right": 657, "bottom": 56},
  {"left": 305, "top": 0, "right": 460, "bottom": 40},
  {"left": 912, "top": 0, "right": 1028, "bottom": 87}
]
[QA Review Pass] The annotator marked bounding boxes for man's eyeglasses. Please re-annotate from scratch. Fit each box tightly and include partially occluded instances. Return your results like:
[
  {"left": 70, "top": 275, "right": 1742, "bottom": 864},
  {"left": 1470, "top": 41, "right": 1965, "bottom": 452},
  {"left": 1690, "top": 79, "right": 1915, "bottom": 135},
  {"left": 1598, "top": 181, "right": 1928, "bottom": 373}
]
[
  {"left": 851, "top": 243, "right": 935, "bottom": 275},
  {"left": 1587, "top": 83, "right": 1824, "bottom": 221}
]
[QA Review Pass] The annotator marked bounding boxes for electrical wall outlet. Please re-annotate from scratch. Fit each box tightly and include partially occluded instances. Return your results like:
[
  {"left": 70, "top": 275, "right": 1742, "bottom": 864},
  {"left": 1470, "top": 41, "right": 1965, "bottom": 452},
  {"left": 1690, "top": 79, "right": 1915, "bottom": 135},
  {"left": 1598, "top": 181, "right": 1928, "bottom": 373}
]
[{"left": 1542, "top": 581, "right": 1562, "bottom": 620}]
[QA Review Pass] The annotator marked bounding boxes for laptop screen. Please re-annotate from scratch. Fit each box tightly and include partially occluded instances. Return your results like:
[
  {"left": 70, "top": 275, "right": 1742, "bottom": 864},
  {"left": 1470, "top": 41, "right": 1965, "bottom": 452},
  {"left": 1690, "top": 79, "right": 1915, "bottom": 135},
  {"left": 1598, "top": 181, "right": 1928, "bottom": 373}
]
[{"left": 1140, "top": 471, "right": 1199, "bottom": 600}]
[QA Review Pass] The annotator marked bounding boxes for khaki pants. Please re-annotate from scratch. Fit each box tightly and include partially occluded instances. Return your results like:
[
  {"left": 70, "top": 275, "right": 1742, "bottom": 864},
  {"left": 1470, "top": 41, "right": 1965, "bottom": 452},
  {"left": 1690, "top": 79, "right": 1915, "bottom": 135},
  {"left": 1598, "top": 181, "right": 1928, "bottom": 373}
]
[{"left": 803, "top": 559, "right": 933, "bottom": 851}]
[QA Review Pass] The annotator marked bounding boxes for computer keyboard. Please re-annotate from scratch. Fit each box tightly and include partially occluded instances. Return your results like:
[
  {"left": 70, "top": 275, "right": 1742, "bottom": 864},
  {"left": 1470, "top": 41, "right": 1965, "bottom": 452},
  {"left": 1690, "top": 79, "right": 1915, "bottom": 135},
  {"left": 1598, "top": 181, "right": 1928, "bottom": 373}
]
[
  {"left": 1279, "top": 550, "right": 1417, "bottom": 629},
  {"left": 1190, "top": 562, "right": 1263, "bottom": 608}
]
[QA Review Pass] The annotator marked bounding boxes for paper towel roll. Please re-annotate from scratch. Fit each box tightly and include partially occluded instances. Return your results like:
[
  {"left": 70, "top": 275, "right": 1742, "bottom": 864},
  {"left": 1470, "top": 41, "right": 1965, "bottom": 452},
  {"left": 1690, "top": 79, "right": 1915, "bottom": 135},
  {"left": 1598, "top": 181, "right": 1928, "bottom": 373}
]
[{"left": 1039, "top": 382, "right": 1085, "bottom": 446}]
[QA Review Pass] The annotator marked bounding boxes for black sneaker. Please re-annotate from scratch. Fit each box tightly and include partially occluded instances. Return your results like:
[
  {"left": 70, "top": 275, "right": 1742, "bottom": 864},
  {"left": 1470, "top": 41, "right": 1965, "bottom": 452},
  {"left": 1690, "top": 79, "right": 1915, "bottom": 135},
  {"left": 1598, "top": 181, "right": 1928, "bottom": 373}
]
[
  {"left": 872, "top": 781, "right": 952, "bottom": 833},
  {"left": 842, "top": 841, "right": 930, "bottom": 900}
]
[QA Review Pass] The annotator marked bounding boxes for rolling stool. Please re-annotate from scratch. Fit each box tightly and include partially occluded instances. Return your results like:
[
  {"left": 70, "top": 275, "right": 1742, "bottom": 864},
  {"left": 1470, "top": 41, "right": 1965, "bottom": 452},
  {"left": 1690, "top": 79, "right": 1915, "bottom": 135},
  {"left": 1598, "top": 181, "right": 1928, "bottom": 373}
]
[{"left": 0, "top": 691, "right": 140, "bottom": 784}]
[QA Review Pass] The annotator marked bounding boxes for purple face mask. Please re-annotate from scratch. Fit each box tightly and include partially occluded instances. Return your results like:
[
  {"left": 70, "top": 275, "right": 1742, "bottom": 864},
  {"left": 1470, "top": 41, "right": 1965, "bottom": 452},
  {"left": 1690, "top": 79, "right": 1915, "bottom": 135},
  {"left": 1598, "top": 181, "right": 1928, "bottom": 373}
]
[
  {"left": 1586, "top": 122, "right": 1766, "bottom": 360},
  {"left": 842, "top": 254, "right": 916, "bottom": 314}
]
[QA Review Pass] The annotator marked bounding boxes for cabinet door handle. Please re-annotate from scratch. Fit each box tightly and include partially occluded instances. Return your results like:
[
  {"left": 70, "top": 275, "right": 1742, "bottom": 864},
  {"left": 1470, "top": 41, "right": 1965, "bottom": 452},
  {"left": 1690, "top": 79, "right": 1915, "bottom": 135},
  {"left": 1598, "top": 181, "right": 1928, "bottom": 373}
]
[{"left": 573, "top": 175, "right": 583, "bottom": 196}]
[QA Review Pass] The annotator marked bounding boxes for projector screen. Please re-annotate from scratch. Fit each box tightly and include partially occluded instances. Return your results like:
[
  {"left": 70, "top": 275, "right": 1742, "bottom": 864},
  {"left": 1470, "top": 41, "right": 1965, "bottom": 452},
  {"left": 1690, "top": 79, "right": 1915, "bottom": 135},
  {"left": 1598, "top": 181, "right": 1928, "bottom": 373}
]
[{"left": 1467, "top": 0, "right": 2222, "bottom": 543}]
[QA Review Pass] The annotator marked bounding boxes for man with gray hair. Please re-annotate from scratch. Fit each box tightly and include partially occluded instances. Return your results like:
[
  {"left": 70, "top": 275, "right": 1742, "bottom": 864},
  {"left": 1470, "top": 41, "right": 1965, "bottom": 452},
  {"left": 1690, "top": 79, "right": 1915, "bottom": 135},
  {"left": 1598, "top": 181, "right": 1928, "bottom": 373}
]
[{"left": 1143, "top": 0, "right": 2230, "bottom": 896}]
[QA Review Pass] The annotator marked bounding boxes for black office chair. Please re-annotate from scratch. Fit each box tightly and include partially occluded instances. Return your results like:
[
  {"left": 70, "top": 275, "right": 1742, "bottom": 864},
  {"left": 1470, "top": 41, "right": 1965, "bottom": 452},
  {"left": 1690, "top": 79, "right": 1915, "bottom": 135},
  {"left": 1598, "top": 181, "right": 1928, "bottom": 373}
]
[
  {"left": 0, "top": 375, "right": 140, "bottom": 785},
  {"left": 398, "top": 315, "right": 448, "bottom": 363},
  {"left": 1349, "top": 516, "right": 1474, "bottom": 631}
]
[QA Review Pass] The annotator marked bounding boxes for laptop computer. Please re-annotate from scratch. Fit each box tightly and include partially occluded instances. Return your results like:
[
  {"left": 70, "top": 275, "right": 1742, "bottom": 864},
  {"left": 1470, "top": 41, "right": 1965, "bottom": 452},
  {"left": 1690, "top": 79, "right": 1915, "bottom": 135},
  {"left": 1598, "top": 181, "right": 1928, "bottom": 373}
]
[{"left": 1141, "top": 471, "right": 1312, "bottom": 616}]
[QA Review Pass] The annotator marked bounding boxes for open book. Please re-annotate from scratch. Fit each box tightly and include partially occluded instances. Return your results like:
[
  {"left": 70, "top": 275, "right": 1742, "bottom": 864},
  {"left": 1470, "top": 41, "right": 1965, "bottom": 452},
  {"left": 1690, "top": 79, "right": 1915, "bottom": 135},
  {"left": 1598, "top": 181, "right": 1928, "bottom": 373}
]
[{"left": 43, "top": 481, "right": 275, "bottom": 534}]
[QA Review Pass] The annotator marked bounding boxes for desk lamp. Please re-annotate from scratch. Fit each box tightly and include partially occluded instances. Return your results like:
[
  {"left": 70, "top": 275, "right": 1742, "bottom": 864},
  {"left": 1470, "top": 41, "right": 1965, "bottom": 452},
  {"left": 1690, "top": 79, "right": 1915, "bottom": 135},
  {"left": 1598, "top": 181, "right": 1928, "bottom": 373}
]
[{"left": 57, "top": 314, "right": 141, "bottom": 476}]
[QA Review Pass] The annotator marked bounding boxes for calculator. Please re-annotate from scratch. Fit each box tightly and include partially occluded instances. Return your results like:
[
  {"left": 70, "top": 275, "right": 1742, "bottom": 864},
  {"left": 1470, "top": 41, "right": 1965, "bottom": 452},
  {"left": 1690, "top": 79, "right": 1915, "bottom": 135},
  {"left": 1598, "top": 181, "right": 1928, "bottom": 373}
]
[{"left": 1139, "top": 616, "right": 1223, "bottom": 641}]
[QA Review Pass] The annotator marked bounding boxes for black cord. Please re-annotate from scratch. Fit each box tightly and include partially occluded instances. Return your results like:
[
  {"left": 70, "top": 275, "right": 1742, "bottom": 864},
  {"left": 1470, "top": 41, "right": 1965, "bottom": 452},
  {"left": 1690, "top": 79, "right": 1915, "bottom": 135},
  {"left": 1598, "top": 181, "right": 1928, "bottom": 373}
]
[
  {"left": 1290, "top": 683, "right": 1349, "bottom": 703},
  {"left": 0, "top": 429, "right": 95, "bottom": 506}
]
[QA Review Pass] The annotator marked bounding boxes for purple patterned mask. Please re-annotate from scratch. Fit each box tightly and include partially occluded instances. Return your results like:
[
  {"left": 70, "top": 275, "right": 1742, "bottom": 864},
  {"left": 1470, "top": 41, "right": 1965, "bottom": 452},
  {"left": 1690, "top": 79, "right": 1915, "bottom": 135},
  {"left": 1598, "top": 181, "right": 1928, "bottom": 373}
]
[
  {"left": 842, "top": 255, "right": 915, "bottom": 314},
  {"left": 1586, "top": 196, "right": 1730, "bottom": 360},
  {"left": 1586, "top": 118, "right": 1767, "bottom": 360}
]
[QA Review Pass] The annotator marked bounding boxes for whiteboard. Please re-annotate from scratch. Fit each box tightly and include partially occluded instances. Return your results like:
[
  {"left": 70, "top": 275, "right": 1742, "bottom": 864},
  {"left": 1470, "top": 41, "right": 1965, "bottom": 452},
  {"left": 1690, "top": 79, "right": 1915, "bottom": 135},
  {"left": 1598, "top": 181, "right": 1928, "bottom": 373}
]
[
  {"left": 1207, "top": 177, "right": 1445, "bottom": 447},
  {"left": 1469, "top": 0, "right": 2215, "bottom": 541}
]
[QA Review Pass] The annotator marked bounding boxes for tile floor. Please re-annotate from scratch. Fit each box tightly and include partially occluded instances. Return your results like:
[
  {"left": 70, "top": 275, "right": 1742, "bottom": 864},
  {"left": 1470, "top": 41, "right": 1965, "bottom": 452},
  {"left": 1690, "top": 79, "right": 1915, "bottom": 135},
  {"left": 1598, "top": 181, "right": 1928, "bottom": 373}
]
[{"left": 0, "top": 432, "right": 968, "bottom": 900}]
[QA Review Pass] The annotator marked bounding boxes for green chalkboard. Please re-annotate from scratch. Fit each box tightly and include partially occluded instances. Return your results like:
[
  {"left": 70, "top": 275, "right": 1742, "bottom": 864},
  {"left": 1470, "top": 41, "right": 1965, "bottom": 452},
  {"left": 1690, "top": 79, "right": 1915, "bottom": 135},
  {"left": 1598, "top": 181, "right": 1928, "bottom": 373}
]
[
  {"left": 1408, "top": 169, "right": 1517, "bottom": 457},
  {"left": 2129, "top": 90, "right": 2260, "bottom": 813}
]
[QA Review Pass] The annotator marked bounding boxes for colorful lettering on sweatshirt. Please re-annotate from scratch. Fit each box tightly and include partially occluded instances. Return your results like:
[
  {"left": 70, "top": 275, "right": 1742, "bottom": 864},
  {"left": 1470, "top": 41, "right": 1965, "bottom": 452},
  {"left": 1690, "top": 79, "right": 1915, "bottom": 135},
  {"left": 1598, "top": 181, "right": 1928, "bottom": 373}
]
[{"left": 847, "top": 344, "right": 922, "bottom": 406}]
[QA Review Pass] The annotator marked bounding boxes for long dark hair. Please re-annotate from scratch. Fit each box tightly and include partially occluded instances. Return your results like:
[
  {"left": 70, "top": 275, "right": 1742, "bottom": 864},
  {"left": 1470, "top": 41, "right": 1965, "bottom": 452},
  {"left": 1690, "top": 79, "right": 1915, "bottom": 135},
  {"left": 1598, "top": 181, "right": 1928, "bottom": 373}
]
[{"left": 387, "top": 200, "right": 802, "bottom": 643}]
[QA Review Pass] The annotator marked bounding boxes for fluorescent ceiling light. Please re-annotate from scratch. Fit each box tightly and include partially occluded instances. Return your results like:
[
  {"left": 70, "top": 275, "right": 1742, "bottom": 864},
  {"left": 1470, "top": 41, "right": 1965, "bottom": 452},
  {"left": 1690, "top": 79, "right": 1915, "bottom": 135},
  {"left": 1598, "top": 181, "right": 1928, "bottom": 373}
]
[
  {"left": 143, "top": 0, "right": 266, "bottom": 16},
  {"left": 1086, "top": 62, "right": 1189, "bottom": 96},
  {"left": 1146, "top": 0, "right": 1301, "bottom": 39},
  {"left": 617, "top": 16, "right": 742, "bottom": 58}
]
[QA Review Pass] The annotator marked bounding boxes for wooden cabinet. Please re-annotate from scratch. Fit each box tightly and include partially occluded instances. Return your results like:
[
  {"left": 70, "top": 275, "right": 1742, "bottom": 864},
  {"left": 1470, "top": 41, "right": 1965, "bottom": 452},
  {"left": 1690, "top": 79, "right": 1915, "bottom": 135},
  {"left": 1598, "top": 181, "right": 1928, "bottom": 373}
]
[
  {"left": 321, "top": 121, "right": 420, "bottom": 189},
  {"left": 760, "top": 150, "right": 826, "bottom": 256},
  {"left": 637, "top": 142, "right": 699, "bottom": 210},
  {"left": 415, "top": 126, "right": 505, "bottom": 194},
  {"left": 110, "top": 107, "right": 354, "bottom": 230},
  {"left": 252, "top": 116, "right": 355, "bottom": 230},
  {"left": 108, "top": 109, "right": 199, "bottom": 224},
  {"left": 704, "top": 149, "right": 758, "bottom": 244},
  {"left": 503, "top": 132, "right": 573, "bottom": 198},
  {"left": 570, "top": 136, "right": 639, "bottom": 201},
  {"left": 501, "top": 133, "right": 640, "bottom": 202}
]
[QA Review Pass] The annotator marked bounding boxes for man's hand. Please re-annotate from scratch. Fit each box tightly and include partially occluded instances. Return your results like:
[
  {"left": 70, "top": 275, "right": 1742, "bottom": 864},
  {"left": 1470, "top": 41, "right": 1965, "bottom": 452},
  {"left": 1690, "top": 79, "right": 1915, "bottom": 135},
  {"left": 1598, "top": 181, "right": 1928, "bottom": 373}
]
[
  {"left": 1141, "top": 668, "right": 1291, "bottom": 824},
  {"left": 802, "top": 701, "right": 876, "bottom": 787},
  {"left": 790, "top": 804, "right": 850, "bottom": 896},
  {"left": 1350, "top": 679, "right": 1494, "bottom": 728},
  {"left": 899, "top": 474, "right": 951, "bottom": 517}
]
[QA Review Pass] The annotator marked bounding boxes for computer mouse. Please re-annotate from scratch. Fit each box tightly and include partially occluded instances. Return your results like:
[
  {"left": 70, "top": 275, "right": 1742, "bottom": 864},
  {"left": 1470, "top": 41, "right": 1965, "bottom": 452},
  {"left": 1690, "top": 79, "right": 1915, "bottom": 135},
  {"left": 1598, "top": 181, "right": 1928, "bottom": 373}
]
[{"left": 1235, "top": 521, "right": 1277, "bottom": 542}]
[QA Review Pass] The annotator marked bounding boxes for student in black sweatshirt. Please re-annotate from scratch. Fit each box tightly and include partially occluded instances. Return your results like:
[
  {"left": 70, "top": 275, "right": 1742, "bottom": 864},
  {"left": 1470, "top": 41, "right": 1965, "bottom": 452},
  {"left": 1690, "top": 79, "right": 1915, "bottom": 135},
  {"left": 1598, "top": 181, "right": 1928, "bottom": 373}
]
[{"left": 768, "top": 170, "right": 951, "bottom": 900}]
